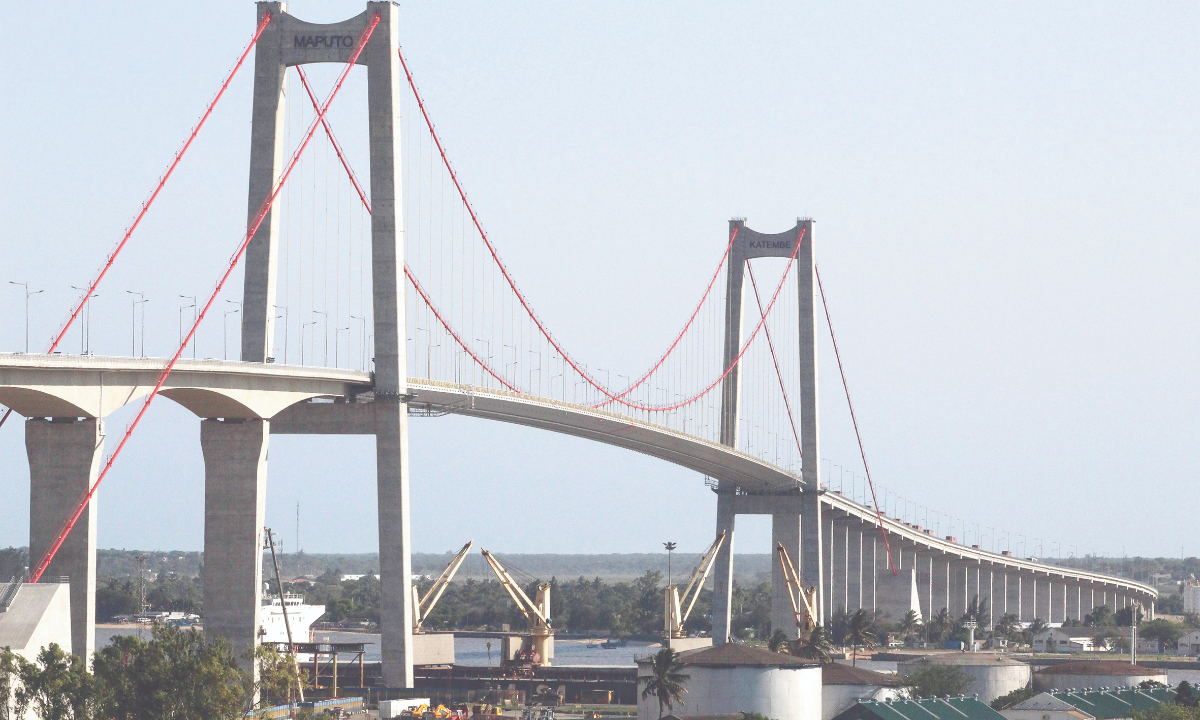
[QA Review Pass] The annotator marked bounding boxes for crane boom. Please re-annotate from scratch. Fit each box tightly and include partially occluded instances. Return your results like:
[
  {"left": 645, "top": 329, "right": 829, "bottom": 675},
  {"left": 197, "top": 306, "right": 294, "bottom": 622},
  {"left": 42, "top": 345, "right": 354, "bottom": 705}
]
[
  {"left": 776, "top": 542, "right": 818, "bottom": 635},
  {"left": 480, "top": 549, "right": 549, "bottom": 626},
  {"left": 413, "top": 540, "right": 473, "bottom": 632},
  {"left": 664, "top": 531, "right": 726, "bottom": 639}
]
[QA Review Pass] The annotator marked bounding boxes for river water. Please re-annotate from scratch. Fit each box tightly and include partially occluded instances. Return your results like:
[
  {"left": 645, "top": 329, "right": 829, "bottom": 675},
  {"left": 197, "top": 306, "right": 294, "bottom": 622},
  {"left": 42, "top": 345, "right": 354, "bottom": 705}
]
[{"left": 93, "top": 628, "right": 1200, "bottom": 687}]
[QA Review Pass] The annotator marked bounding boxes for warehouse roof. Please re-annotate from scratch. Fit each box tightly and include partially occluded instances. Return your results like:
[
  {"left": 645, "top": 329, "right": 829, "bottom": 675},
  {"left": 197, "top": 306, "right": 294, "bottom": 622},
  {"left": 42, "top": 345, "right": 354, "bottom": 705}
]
[
  {"left": 823, "top": 663, "right": 903, "bottom": 687},
  {"left": 1043, "top": 688, "right": 1174, "bottom": 720},
  {"left": 1036, "top": 661, "right": 1162, "bottom": 676},
  {"left": 665, "top": 643, "right": 819, "bottom": 668},
  {"left": 831, "top": 696, "right": 1005, "bottom": 720}
]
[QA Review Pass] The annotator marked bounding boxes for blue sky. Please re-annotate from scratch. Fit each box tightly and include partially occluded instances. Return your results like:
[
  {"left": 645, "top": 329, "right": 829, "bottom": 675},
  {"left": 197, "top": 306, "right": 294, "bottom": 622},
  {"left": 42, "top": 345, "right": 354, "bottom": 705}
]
[{"left": 1, "top": 2, "right": 1197, "bottom": 558}]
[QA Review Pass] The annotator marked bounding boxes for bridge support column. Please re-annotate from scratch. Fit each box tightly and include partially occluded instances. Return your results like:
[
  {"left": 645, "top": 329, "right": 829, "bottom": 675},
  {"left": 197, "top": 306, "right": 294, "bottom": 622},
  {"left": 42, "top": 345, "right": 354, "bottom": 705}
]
[
  {"left": 931, "top": 556, "right": 949, "bottom": 618},
  {"left": 27, "top": 417, "right": 103, "bottom": 661},
  {"left": 847, "top": 522, "right": 862, "bottom": 612},
  {"left": 824, "top": 513, "right": 835, "bottom": 622},
  {"left": 1036, "top": 576, "right": 1052, "bottom": 621},
  {"left": 771, "top": 511, "right": 799, "bottom": 639},
  {"left": 1020, "top": 575, "right": 1036, "bottom": 621},
  {"left": 202, "top": 418, "right": 269, "bottom": 672},
  {"left": 712, "top": 494, "right": 737, "bottom": 643}
]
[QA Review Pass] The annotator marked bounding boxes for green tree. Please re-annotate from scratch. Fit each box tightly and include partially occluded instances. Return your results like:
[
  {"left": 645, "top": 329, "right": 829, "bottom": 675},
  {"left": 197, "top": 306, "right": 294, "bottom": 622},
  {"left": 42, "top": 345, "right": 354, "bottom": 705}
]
[
  {"left": 11, "top": 643, "right": 103, "bottom": 720},
  {"left": 640, "top": 648, "right": 689, "bottom": 719},
  {"left": 1176, "top": 681, "right": 1199, "bottom": 708},
  {"left": 788, "top": 626, "right": 833, "bottom": 664},
  {"left": 1086, "top": 605, "right": 1114, "bottom": 627},
  {"left": 844, "top": 609, "right": 877, "bottom": 666},
  {"left": 1028, "top": 618, "right": 1047, "bottom": 636},
  {"left": 1140, "top": 620, "right": 1185, "bottom": 652},
  {"left": 1132, "top": 702, "right": 1200, "bottom": 720},
  {"left": 995, "top": 613, "right": 1021, "bottom": 639},
  {"left": 0, "top": 648, "right": 17, "bottom": 720},
  {"left": 903, "top": 665, "right": 973, "bottom": 699},
  {"left": 927, "top": 608, "right": 951, "bottom": 643},
  {"left": 92, "top": 624, "right": 247, "bottom": 719},
  {"left": 898, "top": 610, "right": 921, "bottom": 642},
  {"left": 992, "top": 687, "right": 1037, "bottom": 710},
  {"left": 1183, "top": 613, "right": 1200, "bottom": 630},
  {"left": 768, "top": 630, "right": 790, "bottom": 653}
]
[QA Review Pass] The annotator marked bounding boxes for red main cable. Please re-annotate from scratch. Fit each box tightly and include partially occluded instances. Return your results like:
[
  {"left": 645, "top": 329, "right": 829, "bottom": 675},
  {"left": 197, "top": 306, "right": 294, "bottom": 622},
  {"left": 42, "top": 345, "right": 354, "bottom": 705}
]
[
  {"left": 399, "top": 45, "right": 739, "bottom": 410},
  {"left": 815, "top": 264, "right": 896, "bottom": 575},
  {"left": 29, "top": 14, "right": 381, "bottom": 584},
  {"left": 295, "top": 66, "right": 371, "bottom": 213},
  {"left": 0, "top": 13, "right": 273, "bottom": 436},
  {"left": 746, "top": 263, "right": 802, "bottom": 457}
]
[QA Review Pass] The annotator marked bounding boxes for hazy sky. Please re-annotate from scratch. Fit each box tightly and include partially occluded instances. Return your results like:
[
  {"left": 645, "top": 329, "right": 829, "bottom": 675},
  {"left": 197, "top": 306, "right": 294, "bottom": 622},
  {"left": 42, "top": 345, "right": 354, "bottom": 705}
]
[{"left": 1, "top": 2, "right": 1197, "bottom": 560}]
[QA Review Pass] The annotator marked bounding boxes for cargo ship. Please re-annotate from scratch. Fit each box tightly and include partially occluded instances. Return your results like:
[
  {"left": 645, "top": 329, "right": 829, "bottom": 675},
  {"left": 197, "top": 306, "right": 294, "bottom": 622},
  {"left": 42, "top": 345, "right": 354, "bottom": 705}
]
[{"left": 260, "top": 593, "right": 326, "bottom": 644}]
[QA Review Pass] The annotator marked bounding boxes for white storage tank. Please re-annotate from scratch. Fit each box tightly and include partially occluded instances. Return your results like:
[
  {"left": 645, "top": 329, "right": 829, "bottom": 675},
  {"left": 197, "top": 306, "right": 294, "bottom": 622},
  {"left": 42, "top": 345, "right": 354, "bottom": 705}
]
[
  {"left": 821, "top": 663, "right": 903, "bottom": 720},
  {"left": 636, "top": 644, "right": 821, "bottom": 720},
  {"left": 1032, "top": 661, "right": 1168, "bottom": 691},
  {"left": 898, "top": 654, "right": 1031, "bottom": 703}
]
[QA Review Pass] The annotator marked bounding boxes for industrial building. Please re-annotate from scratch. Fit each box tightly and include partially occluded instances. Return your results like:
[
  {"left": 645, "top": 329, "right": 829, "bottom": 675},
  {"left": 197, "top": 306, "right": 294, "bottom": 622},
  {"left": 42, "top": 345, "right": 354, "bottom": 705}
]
[
  {"left": 636, "top": 644, "right": 822, "bottom": 720},
  {"left": 820, "top": 664, "right": 903, "bottom": 720},
  {"left": 831, "top": 697, "right": 1006, "bottom": 720},
  {"left": 897, "top": 654, "right": 1032, "bottom": 704},
  {"left": 1002, "top": 688, "right": 1175, "bottom": 720}
]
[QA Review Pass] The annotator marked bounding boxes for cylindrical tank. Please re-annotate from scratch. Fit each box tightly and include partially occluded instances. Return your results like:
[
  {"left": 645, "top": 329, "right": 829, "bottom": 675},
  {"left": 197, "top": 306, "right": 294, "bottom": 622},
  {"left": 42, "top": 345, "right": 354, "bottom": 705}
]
[
  {"left": 898, "top": 654, "right": 1032, "bottom": 703},
  {"left": 1033, "top": 661, "right": 1168, "bottom": 691},
  {"left": 636, "top": 645, "right": 822, "bottom": 720}
]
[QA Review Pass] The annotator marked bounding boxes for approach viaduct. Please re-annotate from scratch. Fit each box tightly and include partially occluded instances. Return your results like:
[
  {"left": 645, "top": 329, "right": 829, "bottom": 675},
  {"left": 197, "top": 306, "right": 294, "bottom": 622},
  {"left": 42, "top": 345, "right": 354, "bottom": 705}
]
[{"left": 1, "top": 352, "right": 1156, "bottom": 669}]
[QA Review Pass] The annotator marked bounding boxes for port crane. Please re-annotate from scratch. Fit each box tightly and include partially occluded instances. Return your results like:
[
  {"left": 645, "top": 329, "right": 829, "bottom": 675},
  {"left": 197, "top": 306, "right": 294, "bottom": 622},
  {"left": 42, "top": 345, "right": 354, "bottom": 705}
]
[
  {"left": 481, "top": 549, "right": 553, "bottom": 666},
  {"left": 776, "top": 542, "right": 819, "bottom": 636},
  {"left": 413, "top": 541, "right": 474, "bottom": 632},
  {"left": 663, "top": 531, "right": 726, "bottom": 640}
]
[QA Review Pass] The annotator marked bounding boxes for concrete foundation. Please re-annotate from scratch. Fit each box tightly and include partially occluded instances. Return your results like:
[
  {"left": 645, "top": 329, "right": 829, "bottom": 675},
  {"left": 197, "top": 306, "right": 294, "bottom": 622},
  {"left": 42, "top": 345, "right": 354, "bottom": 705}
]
[
  {"left": 202, "top": 418, "right": 269, "bottom": 670},
  {"left": 26, "top": 417, "right": 103, "bottom": 661},
  {"left": 665, "top": 637, "right": 713, "bottom": 652}
]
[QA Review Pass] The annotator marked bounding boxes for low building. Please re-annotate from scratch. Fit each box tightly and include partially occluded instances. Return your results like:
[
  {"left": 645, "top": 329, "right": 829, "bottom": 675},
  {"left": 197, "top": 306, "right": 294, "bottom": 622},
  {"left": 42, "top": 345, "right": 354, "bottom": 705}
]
[
  {"left": 1003, "top": 688, "right": 1175, "bottom": 720},
  {"left": 1000, "top": 693, "right": 1095, "bottom": 720},
  {"left": 1032, "top": 662, "right": 1168, "bottom": 691},
  {"left": 1033, "top": 628, "right": 1097, "bottom": 653},
  {"left": 1177, "top": 629, "right": 1200, "bottom": 656},
  {"left": 636, "top": 644, "right": 822, "bottom": 720},
  {"left": 821, "top": 663, "right": 903, "bottom": 720},
  {"left": 832, "top": 696, "right": 1006, "bottom": 720}
]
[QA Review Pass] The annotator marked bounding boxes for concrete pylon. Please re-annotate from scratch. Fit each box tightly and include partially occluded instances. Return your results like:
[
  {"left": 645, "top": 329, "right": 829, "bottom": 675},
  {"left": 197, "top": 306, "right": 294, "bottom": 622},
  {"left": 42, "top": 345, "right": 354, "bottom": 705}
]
[
  {"left": 235, "top": 1, "right": 414, "bottom": 686},
  {"left": 793, "top": 219, "right": 823, "bottom": 624},
  {"left": 202, "top": 419, "right": 269, "bottom": 671},
  {"left": 26, "top": 417, "right": 104, "bottom": 662}
]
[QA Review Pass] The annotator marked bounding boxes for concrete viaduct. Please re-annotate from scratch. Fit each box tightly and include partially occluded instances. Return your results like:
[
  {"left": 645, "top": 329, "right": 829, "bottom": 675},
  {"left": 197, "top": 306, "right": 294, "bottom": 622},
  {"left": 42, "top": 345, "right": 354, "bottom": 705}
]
[{"left": 0, "top": 353, "right": 1156, "bottom": 677}]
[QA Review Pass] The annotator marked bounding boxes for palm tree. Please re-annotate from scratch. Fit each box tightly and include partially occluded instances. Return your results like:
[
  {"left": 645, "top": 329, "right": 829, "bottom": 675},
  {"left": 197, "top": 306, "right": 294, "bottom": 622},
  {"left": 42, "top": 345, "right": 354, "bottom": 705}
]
[
  {"left": 844, "top": 609, "right": 877, "bottom": 666},
  {"left": 789, "top": 626, "right": 834, "bottom": 664},
  {"left": 995, "top": 613, "right": 1020, "bottom": 639},
  {"left": 928, "top": 608, "right": 950, "bottom": 643},
  {"left": 899, "top": 610, "right": 922, "bottom": 642},
  {"left": 1029, "top": 618, "right": 1047, "bottom": 636},
  {"left": 768, "top": 630, "right": 790, "bottom": 653},
  {"left": 640, "top": 648, "right": 689, "bottom": 719}
]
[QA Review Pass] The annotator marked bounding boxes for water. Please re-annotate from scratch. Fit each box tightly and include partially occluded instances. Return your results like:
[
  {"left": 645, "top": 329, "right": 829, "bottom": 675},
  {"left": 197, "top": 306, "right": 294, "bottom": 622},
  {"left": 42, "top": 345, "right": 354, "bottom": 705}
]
[{"left": 95, "top": 626, "right": 658, "bottom": 667}]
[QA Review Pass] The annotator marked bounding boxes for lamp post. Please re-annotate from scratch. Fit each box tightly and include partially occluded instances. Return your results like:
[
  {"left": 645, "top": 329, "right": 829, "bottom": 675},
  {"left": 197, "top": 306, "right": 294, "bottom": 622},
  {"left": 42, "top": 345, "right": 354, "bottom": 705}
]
[
  {"left": 125, "top": 291, "right": 148, "bottom": 357},
  {"left": 223, "top": 301, "right": 241, "bottom": 361},
  {"left": 274, "top": 305, "right": 289, "bottom": 364},
  {"left": 71, "top": 285, "right": 99, "bottom": 355},
  {"left": 178, "top": 295, "right": 197, "bottom": 359},
  {"left": 663, "top": 542, "right": 677, "bottom": 589},
  {"left": 9, "top": 282, "right": 43, "bottom": 353}
]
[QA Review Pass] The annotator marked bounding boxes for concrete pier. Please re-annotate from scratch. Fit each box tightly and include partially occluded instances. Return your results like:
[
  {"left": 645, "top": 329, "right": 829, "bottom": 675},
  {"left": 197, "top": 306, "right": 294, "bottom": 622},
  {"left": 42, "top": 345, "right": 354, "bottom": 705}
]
[
  {"left": 202, "top": 418, "right": 269, "bottom": 670},
  {"left": 26, "top": 417, "right": 103, "bottom": 661}
]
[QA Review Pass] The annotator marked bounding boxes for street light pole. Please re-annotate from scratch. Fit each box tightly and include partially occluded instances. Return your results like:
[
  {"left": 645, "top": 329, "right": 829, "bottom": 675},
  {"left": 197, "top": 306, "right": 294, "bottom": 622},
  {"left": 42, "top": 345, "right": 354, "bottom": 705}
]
[
  {"left": 179, "top": 295, "right": 197, "bottom": 359},
  {"left": 125, "top": 291, "right": 145, "bottom": 357},
  {"left": 274, "top": 305, "right": 289, "bottom": 364},
  {"left": 70, "top": 285, "right": 99, "bottom": 355},
  {"left": 663, "top": 542, "right": 677, "bottom": 589},
  {"left": 9, "top": 282, "right": 43, "bottom": 353}
]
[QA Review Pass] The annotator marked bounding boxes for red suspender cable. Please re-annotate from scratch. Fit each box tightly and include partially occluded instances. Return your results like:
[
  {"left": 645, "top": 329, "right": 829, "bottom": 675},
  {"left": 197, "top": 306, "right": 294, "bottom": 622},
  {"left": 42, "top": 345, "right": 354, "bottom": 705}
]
[
  {"left": 28, "top": 14, "right": 381, "bottom": 584},
  {"left": 0, "top": 13, "right": 273, "bottom": 434}
]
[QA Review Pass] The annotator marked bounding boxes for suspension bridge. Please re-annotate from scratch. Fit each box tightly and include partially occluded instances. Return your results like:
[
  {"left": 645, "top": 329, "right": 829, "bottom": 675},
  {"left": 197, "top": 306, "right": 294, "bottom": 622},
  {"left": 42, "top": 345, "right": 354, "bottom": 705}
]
[{"left": 0, "top": 3, "right": 1155, "bottom": 688}]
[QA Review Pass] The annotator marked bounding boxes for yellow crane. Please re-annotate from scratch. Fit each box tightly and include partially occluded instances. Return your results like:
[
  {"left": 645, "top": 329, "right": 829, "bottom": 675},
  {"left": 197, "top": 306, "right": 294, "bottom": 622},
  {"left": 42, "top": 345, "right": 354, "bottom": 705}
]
[
  {"left": 413, "top": 541, "right": 474, "bottom": 632},
  {"left": 664, "top": 531, "right": 726, "bottom": 640},
  {"left": 776, "top": 542, "right": 819, "bottom": 636},
  {"left": 480, "top": 549, "right": 553, "bottom": 666}
]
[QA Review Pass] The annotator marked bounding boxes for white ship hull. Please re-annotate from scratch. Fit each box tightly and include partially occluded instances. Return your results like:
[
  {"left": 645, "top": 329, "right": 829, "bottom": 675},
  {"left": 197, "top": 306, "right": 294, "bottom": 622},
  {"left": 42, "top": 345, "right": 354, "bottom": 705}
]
[{"left": 260, "top": 595, "right": 326, "bottom": 644}]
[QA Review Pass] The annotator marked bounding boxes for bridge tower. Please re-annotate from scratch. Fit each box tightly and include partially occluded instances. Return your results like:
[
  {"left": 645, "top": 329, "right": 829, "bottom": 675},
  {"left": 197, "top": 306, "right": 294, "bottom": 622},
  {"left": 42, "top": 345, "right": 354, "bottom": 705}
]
[
  {"left": 711, "top": 218, "right": 823, "bottom": 642},
  {"left": 216, "top": 1, "right": 415, "bottom": 686}
]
